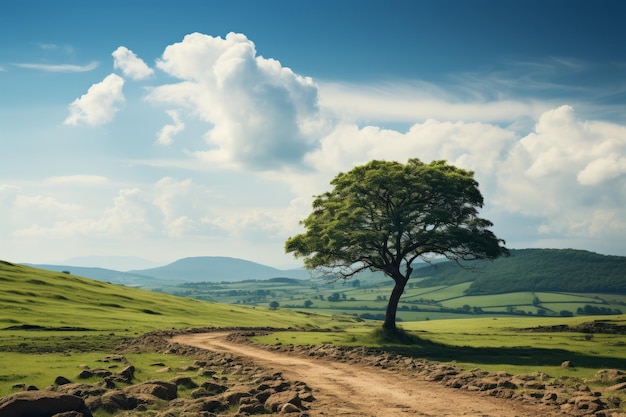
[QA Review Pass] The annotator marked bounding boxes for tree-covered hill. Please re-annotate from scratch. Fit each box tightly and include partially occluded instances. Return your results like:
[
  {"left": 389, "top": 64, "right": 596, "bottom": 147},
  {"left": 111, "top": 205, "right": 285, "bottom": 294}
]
[{"left": 413, "top": 249, "right": 626, "bottom": 295}]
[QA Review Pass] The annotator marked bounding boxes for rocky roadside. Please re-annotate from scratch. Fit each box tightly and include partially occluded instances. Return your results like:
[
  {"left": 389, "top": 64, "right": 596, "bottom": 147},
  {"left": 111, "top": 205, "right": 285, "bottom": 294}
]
[
  {"left": 0, "top": 327, "right": 314, "bottom": 417},
  {"left": 1, "top": 327, "right": 625, "bottom": 417},
  {"left": 227, "top": 330, "right": 626, "bottom": 417}
]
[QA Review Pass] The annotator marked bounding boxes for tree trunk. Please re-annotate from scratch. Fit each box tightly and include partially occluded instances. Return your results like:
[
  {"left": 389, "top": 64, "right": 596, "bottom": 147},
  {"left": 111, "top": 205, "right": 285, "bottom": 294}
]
[{"left": 382, "top": 275, "right": 408, "bottom": 331}]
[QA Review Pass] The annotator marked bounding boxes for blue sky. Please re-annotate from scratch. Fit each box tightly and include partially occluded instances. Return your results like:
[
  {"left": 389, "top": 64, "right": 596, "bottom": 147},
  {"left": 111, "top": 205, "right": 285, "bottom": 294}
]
[{"left": 1, "top": 0, "right": 625, "bottom": 270}]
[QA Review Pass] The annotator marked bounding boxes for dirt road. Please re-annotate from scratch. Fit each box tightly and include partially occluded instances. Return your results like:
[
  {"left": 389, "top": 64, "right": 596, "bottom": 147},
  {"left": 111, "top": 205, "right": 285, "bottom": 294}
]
[{"left": 172, "top": 332, "right": 562, "bottom": 417}]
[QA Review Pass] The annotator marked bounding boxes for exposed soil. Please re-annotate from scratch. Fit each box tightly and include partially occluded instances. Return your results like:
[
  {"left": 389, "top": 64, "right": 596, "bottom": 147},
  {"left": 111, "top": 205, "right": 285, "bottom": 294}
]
[{"left": 172, "top": 332, "right": 567, "bottom": 417}]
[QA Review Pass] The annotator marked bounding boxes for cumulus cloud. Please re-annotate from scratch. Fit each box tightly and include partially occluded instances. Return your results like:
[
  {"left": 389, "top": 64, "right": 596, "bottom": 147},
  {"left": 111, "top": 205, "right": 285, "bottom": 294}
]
[
  {"left": 13, "top": 188, "right": 158, "bottom": 239},
  {"left": 64, "top": 74, "right": 125, "bottom": 126},
  {"left": 147, "top": 32, "right": 324, "bottom": 169},
  {"left": 493, "top": 105, "right": 626, "bottom": 241},
  {"left": 156, "top": 110, "right": 184, "bottom": 145},
  {"left": 112, "top": 46, "right": 154, "bottom": 80},
  {"left": 14, "top": 61, "right": 99, "bottom": 72}
]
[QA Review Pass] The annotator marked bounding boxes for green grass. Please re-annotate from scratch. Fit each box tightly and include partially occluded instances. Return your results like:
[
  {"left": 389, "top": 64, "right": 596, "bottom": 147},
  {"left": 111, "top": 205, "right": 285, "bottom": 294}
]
[
  {"left": 254, "top": 315, "right": 626, "bottom": 381},
  {"left": 2, "top": 260, "right": 626, "bottom": 401},
  {"left": 0, "top": 261, "right": 355, "bottom": 396},
  {"left": 0, "top": 350, "right": 205, "bottom": 397}
]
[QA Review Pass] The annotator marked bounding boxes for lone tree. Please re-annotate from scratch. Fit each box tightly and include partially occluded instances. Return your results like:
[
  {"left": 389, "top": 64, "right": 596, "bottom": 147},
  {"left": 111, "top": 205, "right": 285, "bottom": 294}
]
[{"left": 285, "top": 159, "right": 508, "bottom": 331}]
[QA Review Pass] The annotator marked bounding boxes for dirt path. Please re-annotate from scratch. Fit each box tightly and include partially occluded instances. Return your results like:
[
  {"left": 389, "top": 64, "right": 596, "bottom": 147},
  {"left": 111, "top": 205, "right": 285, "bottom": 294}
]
[{"left": 172, "top": 332, "right": 561, "bottom": 417}]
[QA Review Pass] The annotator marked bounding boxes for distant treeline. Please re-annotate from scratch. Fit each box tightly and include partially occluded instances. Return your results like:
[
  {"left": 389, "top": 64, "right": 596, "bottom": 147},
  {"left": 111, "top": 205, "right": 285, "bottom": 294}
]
[{"left": 414, "top": 249, "right": 626, "bottom": 295}]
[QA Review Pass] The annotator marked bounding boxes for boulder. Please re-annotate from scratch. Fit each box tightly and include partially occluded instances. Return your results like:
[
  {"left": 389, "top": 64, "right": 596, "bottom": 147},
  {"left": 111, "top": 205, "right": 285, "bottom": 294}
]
[
  {"left": 265, "top": 390, "right": 302, "bottom": 412},
  {"left": 99, "top": 390, "right": 137, "bottom": 412},
  {"left": 0, "top": 391, "right": 92, "bottom": 417},
  {"left": 55, "top": 376, "right": 72, "bottom": 386},
  {"left": 118, "top": 365, "right": 135, "bottom": 382},
  {"left": 170, "top": 375, "right": 198, "bottom": 389},
  {"left": 595, "top": 369, "right": 626, "bottom": 384},
  {"left": 200, "top": 380, "right": 228, "bottom": 395},
  {"left": 125, "top": 380, "right": 177, "bottom": 401}
]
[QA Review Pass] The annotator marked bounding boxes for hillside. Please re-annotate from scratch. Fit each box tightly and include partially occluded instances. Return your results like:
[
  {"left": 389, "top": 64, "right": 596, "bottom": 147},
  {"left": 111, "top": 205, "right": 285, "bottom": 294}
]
[
  {"left": 0, "top": 260, "right": 338, "bottom": 334},
  {"left": 414, "top": 249, "right": 626, "bottom": 295},
  {"left": 23, "top": 264, "right": 164, "bottom": 287},
  {"left": 129, "top": 256, "right": 310, "bottom": 283}
]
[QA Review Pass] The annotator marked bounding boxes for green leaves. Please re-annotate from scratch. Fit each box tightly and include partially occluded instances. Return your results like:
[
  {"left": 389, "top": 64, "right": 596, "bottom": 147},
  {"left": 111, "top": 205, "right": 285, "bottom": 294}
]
[{"left": 286, "top": 158, "right": 507, "bottom": 278}]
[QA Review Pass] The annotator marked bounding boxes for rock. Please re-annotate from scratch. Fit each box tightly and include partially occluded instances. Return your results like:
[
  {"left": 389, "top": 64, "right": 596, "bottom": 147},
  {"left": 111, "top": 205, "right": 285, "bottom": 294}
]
[
  {"left": 78, "top": 370, "right": 94, "bottom": 379},
  {"left": 238, "top": 400, "right": 266, "bottom": 414},
  {"left": 170, "top": 375, "right": 198, "bottom": 389},
  {"left": 125, "top": 380, "right": 178, "bottom": 401},
  {"left": 200, "top": 380, "right": 228, "bottom": 395},
  {"left": 280, "top": 402, "right": 301, "bottom": 413},
  {"left": 99, "top": 390, "right": 137, "bottom": 412},
  {"left": 55, "top": 376, "right": 72, "bottom": 386},
  {"left": 595, "top": 369, "right": 626, "bottom": 384},
  {"left": 265, "top": 390, "right": 302, "bottom": 412},
  {"left": 51, "top": 382, "right": 107, "bottom": 398},
  {"left": 118, "top": 365, "right": 135, "bottom": 382},
  {"left": 221, "top": 386, "right": 253, "bottom": 406},
  {"left": 0, "top": 391, "right": 92, "bottom": 417}
]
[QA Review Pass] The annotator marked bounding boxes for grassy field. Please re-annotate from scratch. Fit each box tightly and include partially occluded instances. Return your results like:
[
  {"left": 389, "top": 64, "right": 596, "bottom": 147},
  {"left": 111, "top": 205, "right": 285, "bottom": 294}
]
[
  {"left": 1, "top": 260, "right": 625, "bottom": 399},
  {"left": 156, "top": 274, "right": 626, "bottom": 321},
  {"left": 0, "top": 261, "right": 348, "bottom": 396},
  {"left": 254, "top": 315, "right": 626, "bottom": 381}
]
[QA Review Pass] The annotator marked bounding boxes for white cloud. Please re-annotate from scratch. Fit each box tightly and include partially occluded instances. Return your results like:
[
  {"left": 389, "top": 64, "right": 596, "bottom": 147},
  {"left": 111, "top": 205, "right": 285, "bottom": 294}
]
[
  {"left": 493, "top": 105, "right": 626, "bottom": 242},
  {"left": 13, "top": 61, "right": 99, "bottom": 72},
  {"left": 112, "top": 46, "right": 154, "bottom": 80},
  {"left": 147, "top": 32, "right": 325, "bottom": 169},
  {"left": 13, "top": 188, "right": 157, "bottom": 239},
  {"left": 156, "top": 110, "right": 184, "bottom": 145},
  {"left": 64, "top": 73, "right": 125, "bottom": 126},
  {"left": 317, "top": 81, "right": 545, "bottom": 125}
]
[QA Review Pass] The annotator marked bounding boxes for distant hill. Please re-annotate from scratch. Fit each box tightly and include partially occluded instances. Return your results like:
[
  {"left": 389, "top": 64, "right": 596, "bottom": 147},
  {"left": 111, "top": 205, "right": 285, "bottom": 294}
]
[
  {"left": 23, "top": 264, "right": 164, "bottom": 287},
  {"left": 130, "top": 256, "right": 310, "bottom": 283},
  {"left": 61, "top": 255, "right": 162, "bottom": 271},
  {"left": 414, "top": 249, "right": 626, "bottom": 295}
]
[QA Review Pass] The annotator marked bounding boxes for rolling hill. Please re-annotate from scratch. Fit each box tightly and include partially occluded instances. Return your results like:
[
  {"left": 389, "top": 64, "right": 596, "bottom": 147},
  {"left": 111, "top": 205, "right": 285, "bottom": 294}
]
[
  {"left": 414, "top": 248, "right": 626, "bottom": 294},
  {"left": 23, "top": 264, "right": 165, "bottom": 287},
  {"left": 0, "top": 260, "right": 336, "bottom": 333}
]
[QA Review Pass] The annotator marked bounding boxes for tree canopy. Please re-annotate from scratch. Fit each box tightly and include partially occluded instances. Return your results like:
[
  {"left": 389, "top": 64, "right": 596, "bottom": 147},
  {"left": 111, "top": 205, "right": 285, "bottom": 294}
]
[{"left": 285, "top": 159, "right": 508, "bottom": 330}]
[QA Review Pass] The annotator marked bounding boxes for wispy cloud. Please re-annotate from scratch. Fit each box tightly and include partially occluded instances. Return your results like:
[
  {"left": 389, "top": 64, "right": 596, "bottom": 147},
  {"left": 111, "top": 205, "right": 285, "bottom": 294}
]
[
  {"left": 34, "top": 42, "right": 58, "bottom": 50},
  {"left": 13, "top": 61, "right": 99, "bottom": 72}
]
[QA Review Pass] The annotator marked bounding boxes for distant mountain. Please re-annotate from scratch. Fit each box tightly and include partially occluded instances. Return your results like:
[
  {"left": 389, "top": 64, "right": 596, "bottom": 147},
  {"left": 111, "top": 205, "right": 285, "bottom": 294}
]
[
  {"left": 414, "top": 248, "right": 626, "bottom": 294},
  {"left": 61, "top": 255, "right": 162, "bottom": 271},
  {"left": 130, "top": 256, "right": 310, "bottom": 283},
  {"left": 23, "top": 264, "right": 164, "bottom": 287}
]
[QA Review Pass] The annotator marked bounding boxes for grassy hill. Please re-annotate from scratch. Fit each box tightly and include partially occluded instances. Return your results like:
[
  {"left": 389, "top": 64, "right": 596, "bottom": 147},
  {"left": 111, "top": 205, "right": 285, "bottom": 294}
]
[
  {"left": 23, "top": 263, "right": 165, "bottom": 287},
  {"left": 414, "top": 249, "right": 626, "bottom": 294},
  {"left": 0, "top": 260, "right": 345, "bottom": 338}
]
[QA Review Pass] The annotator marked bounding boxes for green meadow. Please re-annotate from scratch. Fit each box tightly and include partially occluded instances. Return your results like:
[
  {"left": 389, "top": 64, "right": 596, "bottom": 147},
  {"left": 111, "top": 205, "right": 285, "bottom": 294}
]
[{"left": 1, "top": 260, "right": 625, "bottom": 399}]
